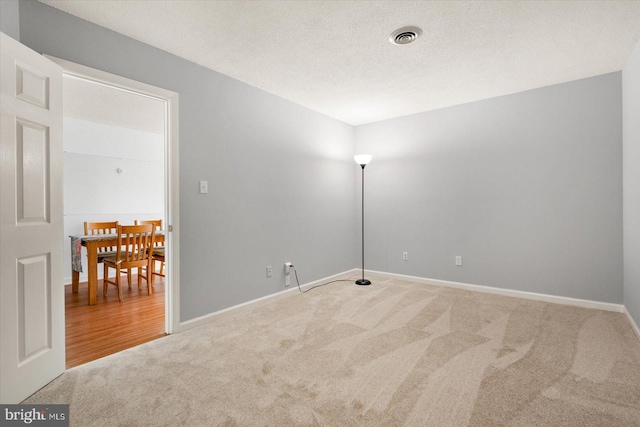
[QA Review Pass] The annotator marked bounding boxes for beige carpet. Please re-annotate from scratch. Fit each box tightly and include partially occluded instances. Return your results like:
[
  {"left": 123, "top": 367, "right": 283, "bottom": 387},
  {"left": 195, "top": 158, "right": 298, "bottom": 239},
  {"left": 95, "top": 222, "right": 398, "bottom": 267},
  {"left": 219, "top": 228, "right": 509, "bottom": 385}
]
[{"left": 26, "top": 273, "right": 640, "bottom": 426}]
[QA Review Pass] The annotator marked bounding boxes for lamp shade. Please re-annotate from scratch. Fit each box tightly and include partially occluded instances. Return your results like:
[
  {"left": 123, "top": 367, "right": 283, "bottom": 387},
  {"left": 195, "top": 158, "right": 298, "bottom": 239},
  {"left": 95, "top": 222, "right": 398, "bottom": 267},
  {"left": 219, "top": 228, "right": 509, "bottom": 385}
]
[{"left": 354, "top": 154, "right": 372, "bottom": 166}]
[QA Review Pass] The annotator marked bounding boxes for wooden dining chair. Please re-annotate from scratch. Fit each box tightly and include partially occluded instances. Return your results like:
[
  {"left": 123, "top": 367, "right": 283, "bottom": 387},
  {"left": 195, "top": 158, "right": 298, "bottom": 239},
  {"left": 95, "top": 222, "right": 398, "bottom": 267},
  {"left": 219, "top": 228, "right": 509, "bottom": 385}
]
[
  {"left": 84, "top": 221, "right": 131, "bottom": 285},
  {"left": 102, "top": 224, "right": 156, "bottom": 301},
  {"left": 84, "top": 221, "right": 118, "bottom": 249},
  {"left": 135, "top": 219, "right": 165, "bottom": 287}
]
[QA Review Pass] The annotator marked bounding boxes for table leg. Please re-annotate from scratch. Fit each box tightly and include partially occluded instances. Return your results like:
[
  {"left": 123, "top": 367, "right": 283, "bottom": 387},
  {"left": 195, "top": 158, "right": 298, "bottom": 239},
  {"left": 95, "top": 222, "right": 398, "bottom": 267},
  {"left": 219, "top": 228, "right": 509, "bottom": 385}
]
[
  {"left": 72, "top": 269, "right": 79, "bottom": 293},
  {"left": 86, "top": 242, "right": 98, "bottom": 305}
]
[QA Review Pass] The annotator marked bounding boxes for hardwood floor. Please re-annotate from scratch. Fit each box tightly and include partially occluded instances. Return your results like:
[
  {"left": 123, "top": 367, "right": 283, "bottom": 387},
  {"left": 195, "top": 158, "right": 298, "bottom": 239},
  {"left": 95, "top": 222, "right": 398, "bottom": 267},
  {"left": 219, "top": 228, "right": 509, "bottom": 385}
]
[{"left": 65, "top": 275, "right": 166, "bottom": 369}]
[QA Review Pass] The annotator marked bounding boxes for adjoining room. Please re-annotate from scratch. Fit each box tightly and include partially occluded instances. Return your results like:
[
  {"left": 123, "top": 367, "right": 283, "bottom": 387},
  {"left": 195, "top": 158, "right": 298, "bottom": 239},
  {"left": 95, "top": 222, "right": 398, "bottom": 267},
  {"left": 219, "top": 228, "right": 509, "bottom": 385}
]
[{"left": 61, "top": 74, "right": 168, "bottom": 368}]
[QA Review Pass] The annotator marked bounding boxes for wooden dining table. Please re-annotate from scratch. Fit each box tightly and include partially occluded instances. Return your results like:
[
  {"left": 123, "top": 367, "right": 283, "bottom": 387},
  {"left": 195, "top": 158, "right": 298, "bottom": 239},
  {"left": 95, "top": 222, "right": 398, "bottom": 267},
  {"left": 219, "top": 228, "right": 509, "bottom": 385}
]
[{"left": 70, "top": 231, "right": 164, "bottom": 305}]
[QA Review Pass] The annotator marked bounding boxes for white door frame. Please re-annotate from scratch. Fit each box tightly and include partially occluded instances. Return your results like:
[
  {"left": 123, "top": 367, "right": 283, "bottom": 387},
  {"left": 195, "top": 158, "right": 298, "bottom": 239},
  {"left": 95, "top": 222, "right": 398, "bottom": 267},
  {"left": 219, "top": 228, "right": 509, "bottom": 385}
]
[{"left": 44, "top": 56, "right": 180, "bottom": 334}]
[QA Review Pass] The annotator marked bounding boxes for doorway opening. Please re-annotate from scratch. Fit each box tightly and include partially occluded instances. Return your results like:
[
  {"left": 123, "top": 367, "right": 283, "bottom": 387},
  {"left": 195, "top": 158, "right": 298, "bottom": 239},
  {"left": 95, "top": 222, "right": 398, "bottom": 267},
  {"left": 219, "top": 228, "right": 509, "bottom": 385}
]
[{"left": 48, "top": 57, "right": 180, "bottom": 368}]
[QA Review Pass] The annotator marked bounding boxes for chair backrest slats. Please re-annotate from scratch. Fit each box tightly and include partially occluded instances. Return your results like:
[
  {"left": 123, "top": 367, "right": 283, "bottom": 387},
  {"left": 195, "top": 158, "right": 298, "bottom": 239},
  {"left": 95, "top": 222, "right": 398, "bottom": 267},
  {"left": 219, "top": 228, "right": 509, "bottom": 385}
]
[
  {"left": 84, "top": 221, "right": 119, "bottom": 252},
  {"left": 135, "top": 220, "right": 163, "bottom": 247},
  {"left": 116, "top": 224, "right": 155, "bottom": 268}
]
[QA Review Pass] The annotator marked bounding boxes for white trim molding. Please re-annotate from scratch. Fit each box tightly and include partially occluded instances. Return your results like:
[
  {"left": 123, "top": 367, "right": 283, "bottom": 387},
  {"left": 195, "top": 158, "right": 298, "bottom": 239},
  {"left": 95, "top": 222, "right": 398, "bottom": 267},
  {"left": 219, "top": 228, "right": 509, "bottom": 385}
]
[
  {"left": 178, "top": 269, "right": 358, "bottom": 332},
  {"left": 368, "top": 270, "right": 625, "bottom": 313},
  {"left": 179, "top": 267, "right": 629, "bottom": 335},
  {"left": 624, "top": 306, "right": 640, "bottom": 341}
]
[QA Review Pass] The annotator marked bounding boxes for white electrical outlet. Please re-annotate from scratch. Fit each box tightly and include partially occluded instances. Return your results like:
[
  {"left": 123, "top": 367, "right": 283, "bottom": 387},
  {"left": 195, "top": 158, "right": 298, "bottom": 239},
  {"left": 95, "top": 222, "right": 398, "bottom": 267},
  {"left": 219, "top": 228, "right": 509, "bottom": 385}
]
[
  {"left": 456, "top": 256, "right": 463, "bottom": 266},
  {"left": 266, "top": 266, "right": 272, "bottom": 278},
  {"left": 403, "top": 251, "right": 408, "bottom": 261},
  {"left": 284, "top": 262, "right": 292, "bottom": 287}
]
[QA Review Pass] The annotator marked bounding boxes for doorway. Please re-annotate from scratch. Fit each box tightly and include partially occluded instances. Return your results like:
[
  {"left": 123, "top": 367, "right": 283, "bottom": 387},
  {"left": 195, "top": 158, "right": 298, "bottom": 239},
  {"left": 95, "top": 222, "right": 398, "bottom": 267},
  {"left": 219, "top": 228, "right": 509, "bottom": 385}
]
[{"left": 47, "top": 56, "right": 180, "bottom": 367}]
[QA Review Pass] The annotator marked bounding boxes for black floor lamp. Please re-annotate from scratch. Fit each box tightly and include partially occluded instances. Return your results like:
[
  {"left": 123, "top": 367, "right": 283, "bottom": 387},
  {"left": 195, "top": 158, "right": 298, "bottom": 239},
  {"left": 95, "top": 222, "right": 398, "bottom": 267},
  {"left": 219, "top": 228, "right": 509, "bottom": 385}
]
[{"left": 354, "top": 154, "right": 372, "bottom": 286}]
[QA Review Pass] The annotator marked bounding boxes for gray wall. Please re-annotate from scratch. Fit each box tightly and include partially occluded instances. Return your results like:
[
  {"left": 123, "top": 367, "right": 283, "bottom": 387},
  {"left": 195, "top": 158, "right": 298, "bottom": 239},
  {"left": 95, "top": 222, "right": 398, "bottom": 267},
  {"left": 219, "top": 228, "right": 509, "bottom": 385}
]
[
  {"left": 623, "top": 40, "right": 640, "bottom": 327},
  {"left": 0, "top": 0, "right": 20, "bottom": 40},
  {"left": 19, "top": 0, "right": 357, "bottom": 321},
  {"left": 14, "top": 0, "right": 630, "bottom": 320},
  {"left": 354, "top": 73, "right": 623, "bottom": 304}
]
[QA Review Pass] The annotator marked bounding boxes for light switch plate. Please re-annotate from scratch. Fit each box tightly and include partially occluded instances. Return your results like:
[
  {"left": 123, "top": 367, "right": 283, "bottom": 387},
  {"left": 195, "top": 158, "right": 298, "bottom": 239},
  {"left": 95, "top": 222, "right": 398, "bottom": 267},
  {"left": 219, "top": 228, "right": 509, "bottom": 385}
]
[{"left": 199, "top": 180, "right": 208, "bottom": 194}]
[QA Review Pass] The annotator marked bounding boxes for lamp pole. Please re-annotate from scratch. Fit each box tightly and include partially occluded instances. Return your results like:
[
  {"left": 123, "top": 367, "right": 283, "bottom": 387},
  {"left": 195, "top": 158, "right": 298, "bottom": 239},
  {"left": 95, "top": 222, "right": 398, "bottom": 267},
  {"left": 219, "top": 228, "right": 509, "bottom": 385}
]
[{"left": 354, "top": 155, "right": 372, "bottom": 286}]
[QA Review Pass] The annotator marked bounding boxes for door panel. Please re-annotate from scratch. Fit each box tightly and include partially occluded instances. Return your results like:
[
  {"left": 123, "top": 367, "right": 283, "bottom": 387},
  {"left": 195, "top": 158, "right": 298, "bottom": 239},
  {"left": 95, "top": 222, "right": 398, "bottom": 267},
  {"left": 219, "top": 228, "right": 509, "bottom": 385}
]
[
  {"left": 1, "top": 32, "right": 64, "bottom": 404},
  {"left": 18, "top": 254, "right": 51, "bottom": 364},
  {"left": 16, "top": 120, "right": 50, "bottom": 223},
  {"left": 16, "top": 63, "right": 49, "bottom": 108}
]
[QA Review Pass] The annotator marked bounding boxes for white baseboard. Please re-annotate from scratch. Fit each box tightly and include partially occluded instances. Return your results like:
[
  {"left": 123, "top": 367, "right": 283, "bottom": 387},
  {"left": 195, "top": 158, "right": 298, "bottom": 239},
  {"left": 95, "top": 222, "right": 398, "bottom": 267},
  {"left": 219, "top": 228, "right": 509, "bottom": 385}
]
[
  {"left": 177, "top": 269, "right": 358, "bottom": 332},
  {"left": 65, "top": 275, "right": 88, "bottom": 285},
  {"left": 65, "top": 272, "right": 118, "bottom": 285},
  {"left": 177, "top": 268, "right": 627, "bottom": 334},
  {"left": 623, "top": 306, "right": 640, "bottom": 341},
  {"left": 368, "top": 270, "right": 624, "bottom": 313}
]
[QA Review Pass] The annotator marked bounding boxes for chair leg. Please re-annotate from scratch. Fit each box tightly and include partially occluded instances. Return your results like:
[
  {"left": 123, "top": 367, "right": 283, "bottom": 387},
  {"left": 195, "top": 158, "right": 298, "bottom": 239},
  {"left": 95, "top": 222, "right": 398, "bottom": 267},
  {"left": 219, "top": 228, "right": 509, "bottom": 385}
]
[
  {"left": 147, "top": 261, "right": 153, "bottom": 296},
  {"left": 159, "top": 260, "right": 165, "bottom": 276},
  {"left": 103, "top": 263, "right": 109, "bottom": 297},
  {"left": 138, "top": 267, "right": 143, "bottom": 289},
  {"left": 116, "top": 266, "right": 123, "bottom": 302},
  {"left": 128, "top": 269, "right": 132, "bottom": 288}
]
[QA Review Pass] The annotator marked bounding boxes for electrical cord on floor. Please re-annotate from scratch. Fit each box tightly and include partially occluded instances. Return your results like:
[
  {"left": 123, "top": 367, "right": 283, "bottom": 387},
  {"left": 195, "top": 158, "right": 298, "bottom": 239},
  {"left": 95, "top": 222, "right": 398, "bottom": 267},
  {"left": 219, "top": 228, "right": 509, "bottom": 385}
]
[{"left": 291, "top": 265, "right": 352, "bottom": 293}]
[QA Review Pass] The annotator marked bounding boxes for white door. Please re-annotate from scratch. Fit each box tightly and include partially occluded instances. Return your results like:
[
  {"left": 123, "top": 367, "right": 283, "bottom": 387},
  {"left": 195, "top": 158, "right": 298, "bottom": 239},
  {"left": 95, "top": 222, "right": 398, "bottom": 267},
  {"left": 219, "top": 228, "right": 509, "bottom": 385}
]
[{"left": 0, "top": 33, "right": 64, "bottom": 403}]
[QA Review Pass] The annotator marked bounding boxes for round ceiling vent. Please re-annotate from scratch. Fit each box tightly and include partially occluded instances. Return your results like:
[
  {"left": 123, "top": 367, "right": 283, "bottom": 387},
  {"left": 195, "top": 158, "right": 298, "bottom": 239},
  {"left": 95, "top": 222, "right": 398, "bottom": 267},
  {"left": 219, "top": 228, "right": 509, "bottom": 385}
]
[{"left": 389, "top": 26, "right": 423, "bottom": 45}]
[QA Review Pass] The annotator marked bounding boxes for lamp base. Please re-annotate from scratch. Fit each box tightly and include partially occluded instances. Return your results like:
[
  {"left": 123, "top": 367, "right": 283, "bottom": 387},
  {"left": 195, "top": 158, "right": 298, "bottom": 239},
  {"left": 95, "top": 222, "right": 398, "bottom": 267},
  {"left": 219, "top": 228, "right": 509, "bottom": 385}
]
[{"left": 355, "top": 279, "right": 371, "bottom": 286}]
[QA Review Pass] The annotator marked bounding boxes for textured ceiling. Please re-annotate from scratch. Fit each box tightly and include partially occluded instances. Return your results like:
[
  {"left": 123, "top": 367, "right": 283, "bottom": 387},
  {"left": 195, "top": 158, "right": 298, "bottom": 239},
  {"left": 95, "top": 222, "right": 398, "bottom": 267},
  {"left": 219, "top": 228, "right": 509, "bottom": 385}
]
[
  {"left": 63, "top": 75, "right": 165, "bottom": 134},
  {"left": 40, "top": 0, "right": 640, "bottom": 125}
]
